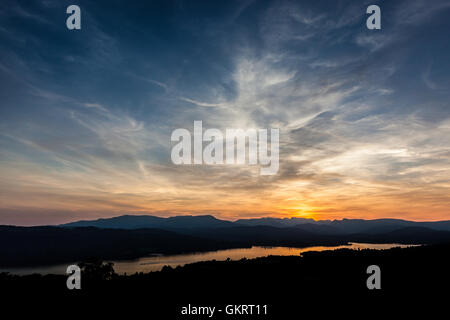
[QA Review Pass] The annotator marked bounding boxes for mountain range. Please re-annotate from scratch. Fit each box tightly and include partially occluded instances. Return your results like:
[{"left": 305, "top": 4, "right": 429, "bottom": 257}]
[
  {"left": 60, "top": 214, "right": 450, "bottom": 234},
  {"left": 2, "top": 214, "right": 450, "bottom": 267}
]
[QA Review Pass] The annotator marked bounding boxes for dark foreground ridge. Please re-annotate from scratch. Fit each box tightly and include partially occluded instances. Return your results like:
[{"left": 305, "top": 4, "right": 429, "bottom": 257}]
[{"left": 2, "top": 244, "right": 449, "bottom": 316}]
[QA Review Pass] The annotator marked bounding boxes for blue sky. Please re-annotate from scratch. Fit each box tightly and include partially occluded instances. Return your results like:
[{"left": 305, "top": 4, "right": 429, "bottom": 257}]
[{"left": 1, "top": 0, "right": 450, "bottom": 225}]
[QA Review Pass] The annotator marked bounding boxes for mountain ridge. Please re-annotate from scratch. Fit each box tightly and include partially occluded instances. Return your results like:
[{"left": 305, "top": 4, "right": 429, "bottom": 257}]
[{"left": 58, "top": 214, "right": 450, "bottom": 234}]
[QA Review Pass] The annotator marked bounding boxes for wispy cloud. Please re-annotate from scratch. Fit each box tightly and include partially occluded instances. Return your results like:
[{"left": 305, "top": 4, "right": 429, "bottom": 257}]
[
  {"left": 179, "top": 97, "right": 227, "bottom": 108},
  {"left": 422, "top": 64, "right": 438, "bottom": 90}
]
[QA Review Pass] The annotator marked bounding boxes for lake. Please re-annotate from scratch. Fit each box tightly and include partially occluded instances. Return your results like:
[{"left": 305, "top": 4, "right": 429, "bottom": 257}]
[{"left": 1, "top": 242, "right": 418, "bottom": 275}]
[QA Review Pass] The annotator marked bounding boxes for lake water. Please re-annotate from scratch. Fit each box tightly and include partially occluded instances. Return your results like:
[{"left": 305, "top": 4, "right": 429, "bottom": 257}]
[{"left": 1, "top": 243, "right": 418, "bottom": 275}]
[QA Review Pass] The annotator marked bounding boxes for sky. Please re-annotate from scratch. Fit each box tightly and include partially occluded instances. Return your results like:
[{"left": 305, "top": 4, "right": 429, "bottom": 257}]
[{"left": 1, "top": 0, "right": 450, "bottom": 225}]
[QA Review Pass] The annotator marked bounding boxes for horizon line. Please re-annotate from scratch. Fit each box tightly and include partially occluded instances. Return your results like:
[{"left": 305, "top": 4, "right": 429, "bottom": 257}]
[{"left": 3, "top": 213, "right": 450, "bottom": 227}]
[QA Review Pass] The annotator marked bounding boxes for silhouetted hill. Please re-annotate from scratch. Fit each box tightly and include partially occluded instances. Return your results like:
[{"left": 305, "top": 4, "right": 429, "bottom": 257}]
[
  {"left": 294, "top": 223, "right": 342, "bottom": 234},
  {"left": 184, "top": 225, "right": 345, "bottom": 246},
  {"left": 348, "top": 226, "right": 450, "bottom": 244},
  {"left": 328, "top": 218, "right": 417, "bottom": 234},
  {"left": 0, "top": 225, "right": 243, "bottom": 268},
  {"left": 237, "top": 217, "right": 450, "bottom": 233},
  {"left": 235, "top": 217, "right": 318, "bottom": 227},
  {"left": 59, "top": 215, "right": 450, "bottom": 234},
  {"left": 61, "top": 214, "right": 233, "bottom": 230}
]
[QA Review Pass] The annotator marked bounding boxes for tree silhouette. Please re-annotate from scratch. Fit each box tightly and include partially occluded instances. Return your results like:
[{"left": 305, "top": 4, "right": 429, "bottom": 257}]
[{"left": 78, "top": 258, "right": 117, "bottom": 283}]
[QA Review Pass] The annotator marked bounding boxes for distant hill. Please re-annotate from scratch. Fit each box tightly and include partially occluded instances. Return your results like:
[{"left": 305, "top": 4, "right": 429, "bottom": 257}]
[
  {"left": 235, "top": 217, "right": 318, "bottom": 227},
  {"left": 61, "top": 214, "right": 234, "bottom": 230},
  {"left": 347, "top": 226, "right": 450, "bottom": 244},
  {"left": 236, "top": 217, "right": 450, "bottom": 234},
  {"left": 59, "top": 215, "right": 450, "bottom": 234},
  {"left": 182, "top": 225, "right": 344, "bottom": 247},
  {"left": 0, "top": 225, "right": 242, "bottom": 268}
]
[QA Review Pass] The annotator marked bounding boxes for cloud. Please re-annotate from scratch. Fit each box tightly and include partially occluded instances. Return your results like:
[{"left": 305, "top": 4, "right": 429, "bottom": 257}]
[
  {"left": 355, "top": 34, "right": 393, "bottom": 52},
  {"left": 179, "top": 97, "right": 227, "bottom": 108},
  {"left": 396, "top": 0, "right": 450, "bottom": 25},
  {"left": 83, "top": 103, "right": 109, "bottom": 113},
  {"left": 422, "top": 64, "right": 438, "bottom": 90}
]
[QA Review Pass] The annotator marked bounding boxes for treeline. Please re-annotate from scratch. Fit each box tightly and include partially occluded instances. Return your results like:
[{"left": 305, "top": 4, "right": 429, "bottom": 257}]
[{"left": 1, "top": 244, "right": 449, "bottom": 317}]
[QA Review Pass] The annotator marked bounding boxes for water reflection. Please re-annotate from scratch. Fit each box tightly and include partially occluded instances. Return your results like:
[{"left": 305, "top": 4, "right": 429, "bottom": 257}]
[
  {"left": 1, "top": 243, "right": 418, "bottom": 275},
  {"left": 114, "top": 242, "right": 416, "bottom": 274}
]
